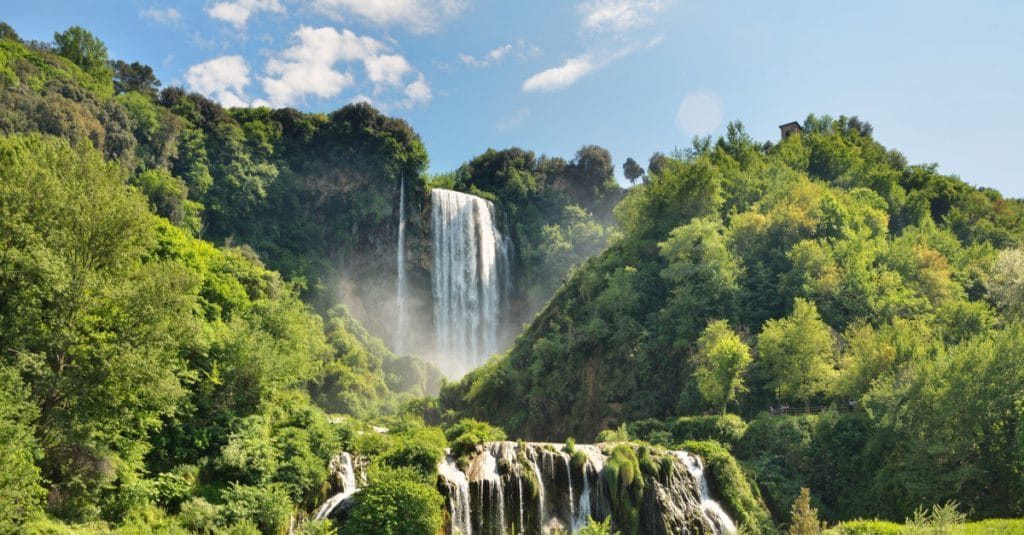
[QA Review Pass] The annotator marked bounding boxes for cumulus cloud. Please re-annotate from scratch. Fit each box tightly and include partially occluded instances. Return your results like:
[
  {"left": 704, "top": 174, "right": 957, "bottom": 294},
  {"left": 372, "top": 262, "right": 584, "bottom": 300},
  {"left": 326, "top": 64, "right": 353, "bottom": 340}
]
[
  {"left": 259, "top": 26, "right": 425, "bottom": 108},
  {"left": 186, "top": 55, "right": 251, "bottom": 107},
  {"left": 140, "top": 7, "right": 182, "bottom": 25},
  {"left": 365, "top": 54, "right": 413, "bottom": 87},
  {"left": 579, "top": 0, "right": 667, "bottom": 32},
  {"left": 403, "top": 73, "right": 431, "bottom": 104},
  {"left": 208, "top": 0, "right": 285, "bottom": 28},
  {"left": 311, "top": 0, "right": 467, "bottom": 33},
  {"left": 522, "top": 56, "right": 596, "bottom": 92}
]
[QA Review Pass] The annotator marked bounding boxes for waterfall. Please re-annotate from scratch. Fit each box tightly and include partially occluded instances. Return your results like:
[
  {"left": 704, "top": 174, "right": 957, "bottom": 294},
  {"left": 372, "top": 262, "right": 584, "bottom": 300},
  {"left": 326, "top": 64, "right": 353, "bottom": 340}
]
[
  {"left": 517, "top": 473, "right": 525, "bottom": 534},
  {"left": 313, "top": 453, "right": 359, "bottom": 521},
  {"left": 431, "top": 189, "right": 512, "bottom": 374},
  {"left": 395, "top": 175, "right": 408, "bottom": 355},
  {"left": 676, "top": 452, "right": 738, "bottom": 534},
  {"left": 437, "top": 442, "right": 736, "bottom": 535},
  {"left": 573, "top": 462, "right": 592, "bottom": 531},
  {"left": 439, "top": 455, "right": 472, "bottom": 535},
  {"left": 563, "top": 454, "right": 575, "bottom": 517},
  {"left": 528, "top": 448, "right": 546, "bottom": 529}
]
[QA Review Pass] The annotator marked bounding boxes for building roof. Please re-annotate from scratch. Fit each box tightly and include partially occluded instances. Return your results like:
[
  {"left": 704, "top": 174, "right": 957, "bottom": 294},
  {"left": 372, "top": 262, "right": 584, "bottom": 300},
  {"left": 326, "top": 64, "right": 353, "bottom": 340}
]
[{"left": 779, "top": 121, "right": 802, "bottom": 129}]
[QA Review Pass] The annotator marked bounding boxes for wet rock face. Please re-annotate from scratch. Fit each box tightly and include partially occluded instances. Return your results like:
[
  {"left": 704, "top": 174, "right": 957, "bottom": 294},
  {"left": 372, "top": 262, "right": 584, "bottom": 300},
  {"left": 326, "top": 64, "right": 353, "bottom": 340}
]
[{"left": 436, "top": 442, "right": 735, "bottom": 535}]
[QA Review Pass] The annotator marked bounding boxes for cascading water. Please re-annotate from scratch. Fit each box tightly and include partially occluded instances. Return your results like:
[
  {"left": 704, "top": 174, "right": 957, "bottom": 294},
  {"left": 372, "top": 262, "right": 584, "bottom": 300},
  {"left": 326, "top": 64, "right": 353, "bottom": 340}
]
[
  {"left": 563, "top": 454, "right": 575, "bottom": 518},
  {"left": 439, "top": 454, "right": 473, "bottom": 535},
  {"left": 313, "top": 453, "right": 360, "bottom": 521},
  {"left": 676, "top": 452, "right": 738, "bottom": 534},
  {"left": 435, "top": 442, "right": 736, "bottom": 535},
  {"left": 394, "top": 175, "right": 408, "bottom": 355},
  {"left": 431, "top": 189, "right": 512, "bottom": 374}
]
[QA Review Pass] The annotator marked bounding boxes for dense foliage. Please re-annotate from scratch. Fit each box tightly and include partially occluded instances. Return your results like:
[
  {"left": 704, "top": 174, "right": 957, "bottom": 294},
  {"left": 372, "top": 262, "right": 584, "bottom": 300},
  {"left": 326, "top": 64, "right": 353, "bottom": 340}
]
[
  {"left": 4, "top": 19, "right": 1024, "bottom": 534},
  {"left": 0, "top": 24, "right": 448, "bottom": 532},
  {"left": 444, "top": 116, "right": 1024, "bottom": 524}
]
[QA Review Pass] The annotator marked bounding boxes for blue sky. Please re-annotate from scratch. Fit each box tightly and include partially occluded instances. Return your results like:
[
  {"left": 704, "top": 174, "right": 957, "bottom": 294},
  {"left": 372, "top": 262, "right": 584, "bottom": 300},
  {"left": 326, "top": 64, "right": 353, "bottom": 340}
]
[{"left": 5, "top": 1, "right": 1023, "bottom": 197}]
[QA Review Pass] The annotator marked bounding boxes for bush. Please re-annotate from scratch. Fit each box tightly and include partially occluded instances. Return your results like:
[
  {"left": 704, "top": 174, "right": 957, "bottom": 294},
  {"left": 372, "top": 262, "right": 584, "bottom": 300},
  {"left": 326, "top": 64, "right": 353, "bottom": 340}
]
[
  {"left": 444, "top": 418, "right": 505, "bottom": 460},
  {"left": 824, "top": 519, "right": 902, "bottom": 534},
  {"left": 378, "top": 426, "right": 447, "bottom": 479},
  {"left": 219, "top": 483, "right": 292, "bottom": 535},
  {"left": 177, "top": 497, "right": 220, "bottom": 534},
  {"left": 340, "top": 467, "right": 443, "bottom": 535},
  {"left": 672, "top": 414, "right": 748, "bottom": 448}
]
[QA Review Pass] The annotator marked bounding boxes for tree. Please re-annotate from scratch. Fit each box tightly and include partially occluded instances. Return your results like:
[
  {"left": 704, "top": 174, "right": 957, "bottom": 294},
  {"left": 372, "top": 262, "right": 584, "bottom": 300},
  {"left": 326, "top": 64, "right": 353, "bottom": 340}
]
[
  {"left": 567, "top": 145, "right": 617, "bottom": 208},
  {"left": 758, "top": 298, "right": 836, "bottom": 406},
  {"left": 0, "top": 21, "right": 21, "bottom": 42},
  {"left": 112, "top": 60, "right": 161, "bottom": 97},
  {"left": 623, "top": 157, "right": 645, "bottom": 185},
  {"left": 987, "top": 248, "right": 1024, "bottom": 319},
  {"left": 53, "top": 26, "right": 113, "bottom": 84},
  {"left": 788, "top": 487, "right": 825, "bottom": 535},
  {"left": 341, "top": 467, "right": 444, "bottom": 535},
  {"left": 692, "top": 320, "right": 752, "bottom": 414},
  {"left": 659, "top": 218, "right": 742, "bottom": 343}
]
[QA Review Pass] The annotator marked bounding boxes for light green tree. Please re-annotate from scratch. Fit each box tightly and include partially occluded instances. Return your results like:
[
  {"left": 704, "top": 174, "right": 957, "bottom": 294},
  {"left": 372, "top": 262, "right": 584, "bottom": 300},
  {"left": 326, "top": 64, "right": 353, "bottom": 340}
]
[
  {"left": 758, "top": 298, "right": 836, "bottom": 407},
  {"left": 692, "top": 320, "right": 751, "bottom": 414},
  {"left": 788, "top": 487, "right": 825, "bottom": 535}
]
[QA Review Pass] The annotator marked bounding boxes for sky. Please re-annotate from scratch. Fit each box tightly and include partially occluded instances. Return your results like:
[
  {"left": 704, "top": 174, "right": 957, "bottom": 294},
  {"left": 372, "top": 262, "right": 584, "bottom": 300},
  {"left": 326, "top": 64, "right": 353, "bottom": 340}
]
[{"left": 5, "top": 1, "right": 1023, "bottom": 197}]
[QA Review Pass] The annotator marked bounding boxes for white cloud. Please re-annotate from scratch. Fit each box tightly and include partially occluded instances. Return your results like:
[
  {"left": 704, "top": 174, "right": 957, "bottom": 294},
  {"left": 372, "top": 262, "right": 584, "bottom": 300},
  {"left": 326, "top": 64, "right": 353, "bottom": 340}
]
[
  {"left": 460, "top": 44, "right": 511, "bottom": 67},
  {"left": 140, "top": 7, "right": 182, "bottom": 25},
  {"left": 401, "top": 73, "right": 432, "bottom": 108},
  {"left": 365, "top": 54, "right": 413, "bottom": 87},
  {"left": 208, "top": 0, "right": 285, "bottom": 28},
  {"left": 579, "top": 0, "right": 667, "bottom": 32},
  {"left": 311, "top": 0, "right": 468, "bottom": 33},
  {"left": 259, "top": 26, "right": 425, "bottom": 108},
  {"left": 185, "top": 55, "right": 251, "bottom": 107},
  {"left": 676, "top": 89, "right": 724, "bottom": 136},
  {"left": 460, "top": 40, "right": 541, "bottom": 68},
  {"left": 522, "top": 56, "right": 596, "bottom": 92}
]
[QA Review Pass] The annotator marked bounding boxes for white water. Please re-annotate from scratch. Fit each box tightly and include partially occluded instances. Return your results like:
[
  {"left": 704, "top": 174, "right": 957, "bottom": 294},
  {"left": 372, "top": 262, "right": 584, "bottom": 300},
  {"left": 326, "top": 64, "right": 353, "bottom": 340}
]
[
  {"left": 528, "top": 448, "right": 546, "bottom": 529},
  {"left": 313, "top": 453, "right": 359, "bottom": 521},
  {"left": 517, "top": 473, "right": 525, "bottom": 533},
  {"left": 563, "top": 454, "right": 575, "bottom": 518},
  {"left": 676, "top": 452, "right": 738, "bottom": 534},
  {"left": 439, "top": 455, "right": 473, "bottom": 535},
  {"left": 431, "top": 189, "right": 512, "bottom": 374},
  {"left": 394, "top": 175, "right": 408, "bottom": 355},
  {"left": 572, "top": 461, "right": 592, "bottom": 531}
]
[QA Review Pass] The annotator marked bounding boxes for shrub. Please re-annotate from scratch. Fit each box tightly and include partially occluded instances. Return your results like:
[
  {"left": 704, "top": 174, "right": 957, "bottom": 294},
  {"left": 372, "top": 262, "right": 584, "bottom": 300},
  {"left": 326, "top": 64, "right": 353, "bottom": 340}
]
[
  {"left": 177, "top": 497, "right": 220, "bottom": 534},
  {"left": 340, "top": 467, "right": 444, "bottom": 535},
  {"left": 219, "top": 483, "right": 292, "bottom": 535},
  {"left": 672, "top": 414, "right": 748, "bottom": 448},
  {"left": 444, "top": 418, "right": 505, "bottom": 460},
  {"left": 824, "top": 519, "right": 902, "bottom": 534}
]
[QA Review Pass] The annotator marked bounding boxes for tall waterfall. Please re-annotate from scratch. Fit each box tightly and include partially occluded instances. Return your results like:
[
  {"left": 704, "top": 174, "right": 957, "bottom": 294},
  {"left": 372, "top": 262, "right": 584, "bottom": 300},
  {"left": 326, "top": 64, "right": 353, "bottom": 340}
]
[
  {"left": 395, "top": 176, "right": 408, "bottom": 355},
  {"left": 431, "top": 189, "right": 512, "bottom": 374}
]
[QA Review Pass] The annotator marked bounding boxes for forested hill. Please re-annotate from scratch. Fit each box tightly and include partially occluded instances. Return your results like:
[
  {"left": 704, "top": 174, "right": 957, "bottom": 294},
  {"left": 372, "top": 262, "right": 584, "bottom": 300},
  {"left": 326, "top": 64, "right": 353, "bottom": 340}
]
[
  {"left": 0, "top": 23, "right": 450, "bottom": 532},
  {"left": 442, "top": 117, "right": 1024, "bottom": 519}
]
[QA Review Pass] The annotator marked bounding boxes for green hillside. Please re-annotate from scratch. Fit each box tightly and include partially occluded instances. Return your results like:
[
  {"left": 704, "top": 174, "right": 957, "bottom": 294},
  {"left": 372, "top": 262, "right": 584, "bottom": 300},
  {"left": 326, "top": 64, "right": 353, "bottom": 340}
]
[{"left": 443, "top": 118, "right": 1024, "bottom": 521}]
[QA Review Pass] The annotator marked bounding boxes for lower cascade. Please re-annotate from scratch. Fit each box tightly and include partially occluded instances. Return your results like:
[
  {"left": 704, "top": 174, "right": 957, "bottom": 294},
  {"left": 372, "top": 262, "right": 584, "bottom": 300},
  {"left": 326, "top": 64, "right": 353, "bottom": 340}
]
[
  {"left": 431, "top": 188, "right": 512, "bottom": 375},
  {"left": 436, "top": 442, "right": 737, "bottom": 535},
  {"left": 312, "top": 452, "right": 364, "bottom": 521}
]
